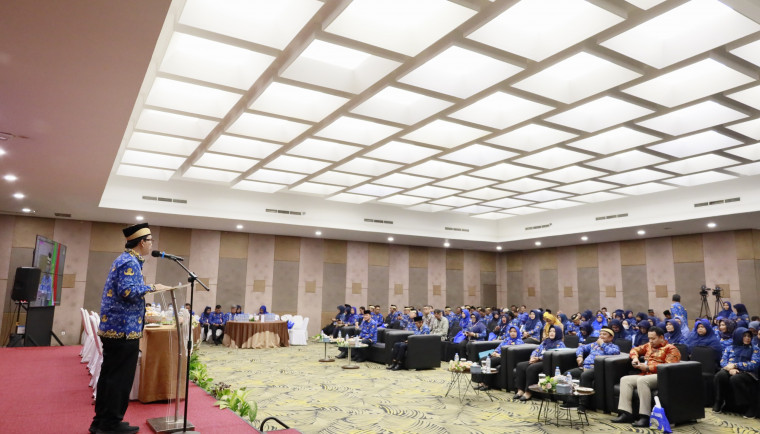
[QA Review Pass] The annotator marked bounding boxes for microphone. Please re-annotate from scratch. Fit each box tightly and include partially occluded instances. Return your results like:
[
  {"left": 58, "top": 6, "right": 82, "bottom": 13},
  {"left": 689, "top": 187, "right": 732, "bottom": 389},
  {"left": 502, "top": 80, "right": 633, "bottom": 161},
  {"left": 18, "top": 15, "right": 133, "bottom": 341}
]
[{"left": 151, "top": 250, "right": 184, "bottom": 262}]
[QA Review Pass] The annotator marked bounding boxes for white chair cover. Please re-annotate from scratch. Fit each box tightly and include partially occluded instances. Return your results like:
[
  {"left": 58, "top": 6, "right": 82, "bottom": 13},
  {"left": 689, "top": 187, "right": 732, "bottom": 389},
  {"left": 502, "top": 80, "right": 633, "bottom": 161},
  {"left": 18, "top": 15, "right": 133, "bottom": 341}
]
[
  {"left": 80, "top": 308, "right": 95, "bottom": 364},
  {"left": 288, "top": 317, "right": 309, "bottom": 345},
  {"left": 89, "top": 314, "right": 103, "bottom": 395}
]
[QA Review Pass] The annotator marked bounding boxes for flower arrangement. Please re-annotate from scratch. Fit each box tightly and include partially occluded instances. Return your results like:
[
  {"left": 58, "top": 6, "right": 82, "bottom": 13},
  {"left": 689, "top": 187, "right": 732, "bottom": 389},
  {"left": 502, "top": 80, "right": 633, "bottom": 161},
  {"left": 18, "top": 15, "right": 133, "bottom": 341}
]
[
  {"left": 448, "top": 360, "right": 474, "bottom": 372},
  {"left": 538, "top": 375, "right": 558, "bottom": 392}
]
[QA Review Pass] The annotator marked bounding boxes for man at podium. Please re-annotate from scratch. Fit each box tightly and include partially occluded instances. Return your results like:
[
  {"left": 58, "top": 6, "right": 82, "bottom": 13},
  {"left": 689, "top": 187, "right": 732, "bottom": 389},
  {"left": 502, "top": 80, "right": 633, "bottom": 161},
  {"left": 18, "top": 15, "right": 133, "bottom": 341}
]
[{"left": 90, "top": 223, "right": 170, "bottom": 434}]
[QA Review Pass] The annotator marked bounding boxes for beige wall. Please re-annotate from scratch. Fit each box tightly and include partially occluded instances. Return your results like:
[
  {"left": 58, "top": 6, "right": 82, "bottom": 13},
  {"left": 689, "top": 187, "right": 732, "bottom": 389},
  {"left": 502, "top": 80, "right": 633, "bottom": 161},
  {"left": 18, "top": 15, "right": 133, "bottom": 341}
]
[{"left": 2, "top": 216, "right": 759, "bottom": 344}]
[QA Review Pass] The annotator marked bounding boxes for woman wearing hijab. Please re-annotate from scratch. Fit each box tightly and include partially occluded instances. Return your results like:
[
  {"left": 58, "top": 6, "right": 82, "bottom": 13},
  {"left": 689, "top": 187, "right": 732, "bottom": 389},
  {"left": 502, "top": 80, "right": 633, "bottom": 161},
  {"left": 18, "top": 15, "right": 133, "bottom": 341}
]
[
  {"left": 581, "top": 310, "right": 594, "bottom": 322},
  {"left": 456, "top": 312, "right": 487, "bottom": 359},
  {"left": 494, "top": 314, "right": 510, "bottom": 340},
  {"left": 686, "top": 318, "right": 723, "bottom": 363},
  {"left": 521, "top": 310, "right": 543, "bottom": 344},
  {"left": 487, "top": 310, "right": 502, "bottom": 335},
  {"left": 542, "top": 312, "right": 563, "bottom": 341},
  {"left": 579, "top": 321, "right": 595, "bottom": 344},
  {"left": 199, "top": 306, "right": 212, "bottom": 341},
  {"left": 459, "top": 308, "right": 471, "bottom": 330},
  {"left": 591, "top": 313, "right": 607, "bottom": 338},
  {"left": 513, "top": 325, "right": 566, "bottom": 401},
  {"left": 609, "top": 319, "right": 626, "bottom": 341},
  {"left": 476, "top": 326, "right": 524, "bottom": 391},
  {"left": 635, "top": 312, "right": 648, "bottom": 323},
  {"left": 621, "top": 319, "right": 636, "bottom": 340},
  {"left": 625, "top": 310, "right": 634, "bottom": 320},
  {"left": 323, "top": 305, "right": 345, "bottom": 337},
  {"left": 718, "top": 319, "right": 737, "bottom": 352},
  {"left": 634, "top": 320, "right": 651, "bottom": 348},
  {"left": 713, "top": 327, "right": 760, "bottom": 418},
  {"left": 717, "top": 301, "right": 737, "bottom": 320},
  {"left": 613, "top": 309, "right": 625, "bottom": 321},
  {"left": 664, "top": 319, "right": 685, "bottom": 345},
  {"left": 734, "top": 304, "right": 750, "bottom": 322}
]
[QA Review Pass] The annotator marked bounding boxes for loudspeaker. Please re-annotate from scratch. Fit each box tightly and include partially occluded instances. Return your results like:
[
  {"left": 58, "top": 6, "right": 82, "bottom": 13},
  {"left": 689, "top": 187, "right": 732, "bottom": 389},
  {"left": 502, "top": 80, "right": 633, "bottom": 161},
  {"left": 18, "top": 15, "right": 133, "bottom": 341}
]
[
  {"left": 11, "top": 267, "right": 41, "bottom": 302},
  {"left": 25, "top": 306, "right": 55, "bottom": 346}
]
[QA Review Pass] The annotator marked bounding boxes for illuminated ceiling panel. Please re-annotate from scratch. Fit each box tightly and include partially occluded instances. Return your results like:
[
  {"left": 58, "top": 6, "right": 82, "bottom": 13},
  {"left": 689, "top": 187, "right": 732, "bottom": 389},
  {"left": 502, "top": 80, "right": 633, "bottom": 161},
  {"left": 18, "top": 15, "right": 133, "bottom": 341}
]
[
  {"left": 586, "top": 150, "right": 666, "bottom": 172},
  {"left": 325, "top": 0, "right": 476, "bottom": 56},
  {"left": 467, "top": 0, "right": 623, "bottom": 61},
  {"left": 647, "top": 130, "right": 743, "bottom": 158},
  {"left": 145, "top": 77, "right": 242, "bottom": 118},
  {"left": 232, "top": 180, "right": 286, "bottom": 194},
  {"left": 726, "top": 118, "right": 760, "bottom": 140},
  {"left": 398, "top": 46, "right": 523, "bottom": 98},
  {"left": 402, "top": 119, "right": 490, "bottom": 149},
  {"left": 546, "top": 96, "right": 653, "bottom": 132},
  {"left": 601, "top": 0, "right": 760, "bottom": 68},
  {"left": 350, "top": 86, "right": 453, "bottom": 125},
  {"left": 513, "top": 51, "right": 641, "bottom": 104},
  {"left": 364, "top": 141, "right": 440, "bottom": 164},
  {"left": 486, "top": 124, "right": 577, "bottom": 152},
  {"left": 449, "top": 91, "right": 554, "bottom": 130},
  {"left": 127, "top": 132, "right": 200, "bottom": 156},
  {"left": 637, "top": 100, "right": 747, "bottom": 136},
  {"left": 440, "top": 144, "right": 517, "bottom": 166},
  {"left": 281, "top": 39, "right": 401, "bottom": 94},
  {"left": 656, "top": 154, "right": 739, "bottom": 174},
  {"left": 209, "top": 135, "right": 281, "bottom": 159},
  {"left": 251, "top": 82, "right": 349, "bottom": 122},
  {"left": 227, "top": 113, "right": 311, "bottom": 143},
  {"left": 513, "top": 147, "right": 592, "bottom": 169},
  {"left": 567, "top": 127, "right": 660, "bottom": 154},
  {"left": 287, "top": 138, "right": 362, "bottom": 161},
  {"left": 315, "top": 116, "right": 401, "bottom": 146}
]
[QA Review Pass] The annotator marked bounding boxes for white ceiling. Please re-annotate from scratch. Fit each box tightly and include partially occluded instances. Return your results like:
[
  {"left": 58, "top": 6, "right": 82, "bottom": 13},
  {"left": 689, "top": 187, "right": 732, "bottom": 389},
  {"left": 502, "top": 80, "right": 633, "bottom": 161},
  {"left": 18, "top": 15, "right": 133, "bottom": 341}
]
[{"left": 2, "top": 0, "right": 760, "bottom": 251}]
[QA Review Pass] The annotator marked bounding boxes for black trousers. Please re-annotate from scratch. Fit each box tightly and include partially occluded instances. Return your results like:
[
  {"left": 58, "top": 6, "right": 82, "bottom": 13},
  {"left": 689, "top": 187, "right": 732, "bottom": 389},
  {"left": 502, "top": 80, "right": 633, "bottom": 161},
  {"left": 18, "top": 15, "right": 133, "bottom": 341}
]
[
  {"left": 515, "top": 360, "right": 544, "bottom": 392},
  {"left": 715, "top": 369, "right": 758, "bottom": 411},
  {"left": 210, "top": 324, "right": 224, "bottom": 343},
  {"left": 338, "top": 338, "right": 373, "bottom": 362},
  {"left": 566, "top": 367, "right": 595, "bottom": 407},
  {"left": 93, "top": 338, "right": 140, "bottom": 430},
  {"left": 392, "top": 341, "right": 409, "bottom": 365}
]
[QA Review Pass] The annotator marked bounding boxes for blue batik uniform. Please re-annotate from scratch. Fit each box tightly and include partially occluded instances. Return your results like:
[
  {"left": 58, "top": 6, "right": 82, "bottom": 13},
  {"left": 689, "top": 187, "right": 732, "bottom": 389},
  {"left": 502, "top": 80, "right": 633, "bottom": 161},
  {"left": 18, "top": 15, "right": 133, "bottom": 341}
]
[
  {"left": 412, "top": 324, "right": 430, "bottom": 335},
  {"left": 209, "top": 311, "right": 224, "bottom": 325},
  {"left": 465, "top": 321, "right": 487, "bottom": 341},
  {"left": 371, "top": 312, "right": 384, "bottom": 326},
  {"left": 223, "top": 312, "right": 235, "bottom": 324},
  {"left": 399, "top": 314, "right": 412, "bottom": 330},
  {"left": 576, "top": 341, "right": 621, "bottom": 369},
  {"left": 446, "top": 312, "right": 458, "bottom": 325},
  {"left": 199, "top": 311, "right": 211, "bottom": 325},
  {"left": 721, "top": 343, "right": 760, "bottom": 372},
  {"left": 565, "top": 322, "right": 580, "bottom": 336},
  {"left": 670, "top": 302, "right": 688, "bottom": 327},
  {"left": 493, "top": 332, "right": 524, "bottom": 355},
  {"left": 522, "top": 321, "right": 542, "bottom": 341},
  {"left": 98, "top": 250, "right": 157, "bottom": 340},
  {"left": 531, "top": 340, "right": 567, "bottom": 358},
  {"left": 359, "top": 319, "right": 378, "bottom": 343}
]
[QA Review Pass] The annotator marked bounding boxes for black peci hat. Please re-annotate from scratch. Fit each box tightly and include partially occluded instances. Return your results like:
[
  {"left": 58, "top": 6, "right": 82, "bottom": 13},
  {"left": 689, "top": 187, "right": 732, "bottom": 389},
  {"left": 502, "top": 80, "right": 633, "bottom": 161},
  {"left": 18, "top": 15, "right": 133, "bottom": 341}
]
[{"left": 123, "top": 223, "right": 150, "bottom": 240}]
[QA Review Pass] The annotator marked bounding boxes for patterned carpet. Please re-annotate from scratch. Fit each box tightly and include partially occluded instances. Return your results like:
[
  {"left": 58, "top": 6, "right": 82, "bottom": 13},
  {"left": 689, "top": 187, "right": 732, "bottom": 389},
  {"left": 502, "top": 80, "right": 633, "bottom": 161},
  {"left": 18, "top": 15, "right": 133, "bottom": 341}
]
[{"left": 197, "top": 342, "right": 759, "bottom": 434}]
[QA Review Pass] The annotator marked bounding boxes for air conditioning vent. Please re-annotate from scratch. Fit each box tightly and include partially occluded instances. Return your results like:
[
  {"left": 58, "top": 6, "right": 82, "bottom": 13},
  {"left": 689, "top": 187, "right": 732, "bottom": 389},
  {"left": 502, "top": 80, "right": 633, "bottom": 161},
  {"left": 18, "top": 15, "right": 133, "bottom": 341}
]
[
  {"left": 364, "top": 218, "right": 393, "bottom": 224},
  {"left": 266, "top": 208, "right": 305, "bottom": 216},
  {"left": 445, "top": 226, "right": 470, "bottom": 232},
  {"left": 694, "top": 197, "right": 739, "bottom": 208},
  {"left": 142, "top": 195, "right": 187, "bottom": 204},
  {"left": 525, "top": 223, "right": 552, "bottom": 231},
  {"left": 54, "top": 212, "right": 72, "bottom": 218},
  {"left": 595, "top": 213, "right": 628, "bottom": 221}
]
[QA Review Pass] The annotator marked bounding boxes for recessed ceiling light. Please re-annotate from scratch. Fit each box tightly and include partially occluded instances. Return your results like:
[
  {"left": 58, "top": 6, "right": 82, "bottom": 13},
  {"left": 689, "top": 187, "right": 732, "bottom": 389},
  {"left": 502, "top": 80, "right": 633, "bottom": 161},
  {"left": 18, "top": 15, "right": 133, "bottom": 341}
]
[
  {"left": 236, "top": 224, "right": 244, "bottom": 230},
  {"left": 581, "top": 236, "right": 588, "bottom": 242},
  {"left": 135, "top": 215, "right": 144, "bottom": 221},
  {"left": 443, "top": 241, "right": 450, "bottom": 248},
  {"left": 637, "top": 230, "right": 646, "bottom": 235},
  {"left": 535, "top": 241, "right": 542, "bottom": 246},
  {"left": 12, "top": 193, "right": 24, "bottom": 199},
  {"left": 4, "top": 174, "right": 17, "bottom": 182},
  {"left": 707, "top": 222, "right": 717, "bottom": 229},
  {"left": 21, "top": 208, "right": 32, "bottom": 213},
  {"left": 387, "top": 236, "right": 394, "bottom": 242},
  {"left": 0, "top": 148, "right": 5, "bottom": 156},
  {"left": 315, "top": 230, "right": 322, "bottom": 236},
  {"left": 496, "top": 246, "right": 502, "bottom": 251}
]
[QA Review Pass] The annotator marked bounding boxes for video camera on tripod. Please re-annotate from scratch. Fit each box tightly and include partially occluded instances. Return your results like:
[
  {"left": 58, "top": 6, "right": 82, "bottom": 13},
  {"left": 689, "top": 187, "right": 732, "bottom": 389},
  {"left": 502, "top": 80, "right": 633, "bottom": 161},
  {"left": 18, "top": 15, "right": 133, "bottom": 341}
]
[{"left": 698, "top": 284, "right": 723, "bottom": 319}]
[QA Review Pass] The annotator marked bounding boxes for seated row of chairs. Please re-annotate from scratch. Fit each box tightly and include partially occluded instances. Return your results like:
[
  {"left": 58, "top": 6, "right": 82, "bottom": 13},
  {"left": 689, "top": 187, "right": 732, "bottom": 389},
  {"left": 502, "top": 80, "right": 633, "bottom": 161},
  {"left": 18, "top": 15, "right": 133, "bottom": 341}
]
[{"left": 280, "top": 315, "right": 309, "bottom": 346}]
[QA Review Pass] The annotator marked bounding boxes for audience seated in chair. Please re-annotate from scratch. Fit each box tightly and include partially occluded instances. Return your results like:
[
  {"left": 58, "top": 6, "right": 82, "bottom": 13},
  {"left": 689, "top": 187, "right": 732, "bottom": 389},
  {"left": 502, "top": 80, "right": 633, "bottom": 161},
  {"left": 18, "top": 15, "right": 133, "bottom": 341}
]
[
  {"left": 388, "top": 315, "right": 429, "bottom": 370},
  {"left": 563, "top": 327, "right": 620, "bottom": 411},
  {"left": 712, "top": 327, "right": 759, "bottom": 418},
  {"left": 611, "top": 326, "right": 681, "bottom": 428},
  {"left": 513, "top": 325, "right": 565, "bottom": 401}
]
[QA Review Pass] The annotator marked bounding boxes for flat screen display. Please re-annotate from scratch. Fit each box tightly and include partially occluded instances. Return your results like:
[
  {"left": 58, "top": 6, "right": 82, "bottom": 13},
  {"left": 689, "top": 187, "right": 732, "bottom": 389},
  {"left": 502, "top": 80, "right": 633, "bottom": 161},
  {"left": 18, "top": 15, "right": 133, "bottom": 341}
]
[{"left": 32, "top": 235, "right": 67, "bottom": 306}]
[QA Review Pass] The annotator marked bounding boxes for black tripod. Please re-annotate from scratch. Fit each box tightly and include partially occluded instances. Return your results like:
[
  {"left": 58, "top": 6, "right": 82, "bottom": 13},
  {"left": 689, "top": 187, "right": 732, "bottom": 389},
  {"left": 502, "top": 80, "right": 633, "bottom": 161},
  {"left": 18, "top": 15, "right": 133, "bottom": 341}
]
[
  {"left": 712, "top": 287, "right": 723, "bottom": 320},
  {"left": 698, "top": 289, "right": 711, "bottom": 319}
]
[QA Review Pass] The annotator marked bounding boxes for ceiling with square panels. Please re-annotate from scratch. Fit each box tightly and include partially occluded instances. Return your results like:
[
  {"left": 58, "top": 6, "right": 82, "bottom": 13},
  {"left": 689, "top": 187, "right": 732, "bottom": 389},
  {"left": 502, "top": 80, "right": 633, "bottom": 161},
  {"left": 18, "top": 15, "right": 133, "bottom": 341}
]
[{"left": 93, "top": 0, "right": 760, "bottom": 248}]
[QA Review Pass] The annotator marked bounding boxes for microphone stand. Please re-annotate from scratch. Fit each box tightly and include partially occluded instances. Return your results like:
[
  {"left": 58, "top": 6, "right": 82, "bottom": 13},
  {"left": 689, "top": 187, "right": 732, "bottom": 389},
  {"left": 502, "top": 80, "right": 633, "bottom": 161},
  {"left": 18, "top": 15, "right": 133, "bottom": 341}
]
[{"left": 148, "top": 257, "right": 209, "bottom": 433}]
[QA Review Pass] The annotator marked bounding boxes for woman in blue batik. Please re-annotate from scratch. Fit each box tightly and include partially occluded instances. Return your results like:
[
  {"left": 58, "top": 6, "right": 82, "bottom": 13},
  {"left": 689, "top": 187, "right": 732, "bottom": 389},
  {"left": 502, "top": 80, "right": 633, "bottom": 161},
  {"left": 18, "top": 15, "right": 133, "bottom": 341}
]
[
  {"left": 718, "top": 319, "right": 737, "bottom": 352},
  {"left": 514, "top": 325, "right": 565, "bottom": 401},
  {"left": 734, "top": 304, "right": 750, "bottom": 322},
  {"left": 521, "top": 309, "right": 543, "bottom": 344},
  {"left": 476, "top": 326, "right": 524, "bottom": 390},
  {"left": 664, "top": 319, "right": 685, "bottom": 345},
  {"left": 579, "top": 321, "right": 595, "bottom": 344},
  {"left": 199, "top": 306, "right": 212, "bottom": 341},
  {"left": 717, "top": 301, "right": 737, "bottom": 320},
  {"left": 634, "top": 320, "right": 650, "bottom": 348},
  {"left": 713, "top": 327, "right": 760, "bottom": 418},
  {"left": 686, "top": 318, "right": 723, "bottom": 364},
  {"left": 591, "top": 313, "right": 607, "bottom": 338},
  {"left": 609, "top": 319, "right": 626, "bottom": 341}
]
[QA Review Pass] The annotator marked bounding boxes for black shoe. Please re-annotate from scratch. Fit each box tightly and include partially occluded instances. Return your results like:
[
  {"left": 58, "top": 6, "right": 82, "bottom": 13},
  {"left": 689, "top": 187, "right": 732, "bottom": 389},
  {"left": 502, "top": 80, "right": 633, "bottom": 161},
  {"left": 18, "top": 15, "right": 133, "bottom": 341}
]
[
  {"left": 512, "top": 393, "right": 521, "bottom": 400},
  {"left": 335, "top": 353, "right": 347, "bottom": 359},
  {"left": 519, "top": 395, "right": 531, "bottom": 402},
  {"left": 391, "top": 364, "right": 401, "bottom": 371},
  {"left": 91, "top": 422, "right": 135, "bottom": 434},
  {"left": 712, "top": 402, "right": 725, "bottom": 413},
  {"left": 632, "top": 416, "right": 649, "bottom": 427},
  {"left": 560, "top": 401, "right": 577, "bottom": 409},
  {"left": 744, "top": 409, "right": 757, "bottom": 419},
  {"left": 96, "top": 422, "right": 139, "bottom": 433},
  {"left": 577, "top": 404, "right": 587, "bottom": 413},
  {"left": 611, "top": 412, "right": 634, "bottom": 423},
  {"left": 386, "top": 364, "right": 395, "bottom": 370}
]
